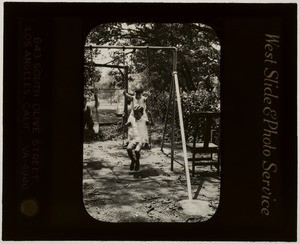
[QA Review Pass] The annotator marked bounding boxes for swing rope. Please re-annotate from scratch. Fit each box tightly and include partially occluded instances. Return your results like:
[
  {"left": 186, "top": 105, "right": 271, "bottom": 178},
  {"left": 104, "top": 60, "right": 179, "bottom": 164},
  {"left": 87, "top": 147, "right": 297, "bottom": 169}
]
[{"left": 146, "top": 46, "right": 152, "bottom": 149}]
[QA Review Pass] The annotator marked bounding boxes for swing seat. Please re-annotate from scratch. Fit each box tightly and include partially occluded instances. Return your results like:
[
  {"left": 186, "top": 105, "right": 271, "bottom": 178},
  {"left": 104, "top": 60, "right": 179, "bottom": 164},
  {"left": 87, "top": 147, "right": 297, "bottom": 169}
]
[
  {"left": 186, "top": 112, "right": 220, "bottom": 176},
  {"left": 84, "top": 105, "right": 94, "bottom": 131},
  {"left": 122, "top": 140, "right": 151, "bottom": 150},
  {"left": 93, "top": 122, "right": 100, "bottom": 134}
]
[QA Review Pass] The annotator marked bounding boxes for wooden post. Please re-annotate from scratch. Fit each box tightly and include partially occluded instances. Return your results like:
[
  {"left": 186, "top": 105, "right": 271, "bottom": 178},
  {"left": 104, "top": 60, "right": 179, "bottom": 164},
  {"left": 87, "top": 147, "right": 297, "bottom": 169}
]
[
  {"left": 124, "top": 66, "right": 129, "bottom": 122},
  {"left": 122, "top": 66, "right": 129, "bottom": 148},
  {"left": 89, "top": 48, "right": 100, "bottom": 133},
  {"left": 171, "top": 78, "right": 176, "bottom": 171}
]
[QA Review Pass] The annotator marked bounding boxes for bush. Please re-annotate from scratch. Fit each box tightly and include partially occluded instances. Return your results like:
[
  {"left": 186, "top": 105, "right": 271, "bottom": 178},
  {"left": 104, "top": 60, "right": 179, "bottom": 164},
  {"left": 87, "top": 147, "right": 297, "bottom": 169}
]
[
  {"left": 181, "top": 89, "right": 220, "bottom": 139},
  {"left": 146, "top": 90, "right": 170, "bottom": 124},
  {"left": 145, "top": 87, "right": 220, "bottom": 143}
]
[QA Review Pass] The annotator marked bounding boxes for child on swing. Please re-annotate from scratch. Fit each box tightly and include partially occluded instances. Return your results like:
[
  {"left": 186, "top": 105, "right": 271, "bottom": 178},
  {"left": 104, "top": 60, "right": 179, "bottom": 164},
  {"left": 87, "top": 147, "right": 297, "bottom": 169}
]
[
  {"left": 123, "top": 86, "right": 150, "bottom": 147},
  {"left": 124, "top": 106, "right": 148, "bottom": 171}
]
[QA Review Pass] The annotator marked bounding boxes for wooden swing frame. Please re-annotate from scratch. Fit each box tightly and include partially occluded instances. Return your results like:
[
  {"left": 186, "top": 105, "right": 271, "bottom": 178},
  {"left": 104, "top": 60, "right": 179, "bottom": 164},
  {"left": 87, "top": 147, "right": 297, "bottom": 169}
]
[
  {"left": 91, "top": 63, "right": 129, "bottom": 118},
  {"left": 85, "top": 45, "right": 193, "bottom": 200},
  {"left": 86, "top": 59, "right": 129, "bottom": 147}
]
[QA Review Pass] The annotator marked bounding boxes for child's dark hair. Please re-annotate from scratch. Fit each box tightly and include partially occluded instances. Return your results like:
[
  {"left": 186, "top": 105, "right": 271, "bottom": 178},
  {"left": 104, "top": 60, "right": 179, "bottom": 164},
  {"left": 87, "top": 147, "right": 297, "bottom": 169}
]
[{"left": 135, "top": 86, "right": 144, "bottom": 94}]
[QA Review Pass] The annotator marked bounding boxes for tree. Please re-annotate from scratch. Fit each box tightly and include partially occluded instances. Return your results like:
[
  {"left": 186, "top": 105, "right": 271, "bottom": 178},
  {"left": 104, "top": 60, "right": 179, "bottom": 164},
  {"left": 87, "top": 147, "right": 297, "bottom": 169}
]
[
  {"left": 84, "top": 23, "right": 221, "bottom": 128},
  {"left": 86, "top": 23, "right": 219, "bottom": 91}
]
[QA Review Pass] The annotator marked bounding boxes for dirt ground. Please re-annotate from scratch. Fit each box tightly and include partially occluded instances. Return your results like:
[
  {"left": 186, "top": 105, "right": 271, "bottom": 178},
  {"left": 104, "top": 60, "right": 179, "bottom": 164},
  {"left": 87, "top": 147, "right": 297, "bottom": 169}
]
[{"left": 83, "top": 140, "right": 220, "bottom": 223}]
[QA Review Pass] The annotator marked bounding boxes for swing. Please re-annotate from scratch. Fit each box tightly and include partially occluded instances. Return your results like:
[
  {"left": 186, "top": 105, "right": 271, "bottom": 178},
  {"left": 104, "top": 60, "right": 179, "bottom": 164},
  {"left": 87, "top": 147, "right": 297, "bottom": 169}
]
[{"left": 121, "top": 47, "right": 152, "bottom": 150}]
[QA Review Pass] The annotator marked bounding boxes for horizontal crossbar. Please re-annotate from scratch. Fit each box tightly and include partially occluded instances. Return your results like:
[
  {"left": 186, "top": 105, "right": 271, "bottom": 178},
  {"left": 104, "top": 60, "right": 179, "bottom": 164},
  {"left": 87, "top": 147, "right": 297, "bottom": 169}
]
[
  {"left": 84, "top": 62, "right": 127, "bottom": 69},
  {"left": 92, "top": 63, "right": 127, "bottom": 69},
  {"left": 85, "top": 45, "right": 177, "bottom": 50}
]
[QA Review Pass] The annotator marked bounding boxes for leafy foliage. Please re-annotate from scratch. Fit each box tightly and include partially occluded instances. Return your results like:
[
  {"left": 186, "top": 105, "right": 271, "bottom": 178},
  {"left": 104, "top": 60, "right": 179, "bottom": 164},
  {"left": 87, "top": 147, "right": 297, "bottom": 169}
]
[
  {"left": 85, "top": 23, "right": 220, "bottom": 92},
  {"left": 84, "top": 23, "right": 220, "bottom": 139}
]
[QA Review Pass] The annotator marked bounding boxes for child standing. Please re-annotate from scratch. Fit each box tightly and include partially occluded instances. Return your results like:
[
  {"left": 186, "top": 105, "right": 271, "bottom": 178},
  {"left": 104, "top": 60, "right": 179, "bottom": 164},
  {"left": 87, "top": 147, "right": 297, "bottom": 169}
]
[
  {"left": 123, "top": 86, "right": 149, "bottom": 122},
  {"left": 124, "top": 106, "right": 148, "bottom": 171}
]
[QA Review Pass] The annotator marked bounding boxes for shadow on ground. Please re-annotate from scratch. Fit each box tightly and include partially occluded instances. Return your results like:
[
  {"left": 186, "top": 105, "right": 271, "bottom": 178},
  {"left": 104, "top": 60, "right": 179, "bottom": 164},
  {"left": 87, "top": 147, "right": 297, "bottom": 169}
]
[{"left": 83, "top": 140, "right": 220, "bottom": 223}]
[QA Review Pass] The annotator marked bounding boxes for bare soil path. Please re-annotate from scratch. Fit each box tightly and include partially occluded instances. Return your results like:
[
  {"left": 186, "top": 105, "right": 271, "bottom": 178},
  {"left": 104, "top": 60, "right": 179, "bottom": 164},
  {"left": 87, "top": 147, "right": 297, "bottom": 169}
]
[{"left": 83, "top": 140, "right": 220, "bottom": 223}]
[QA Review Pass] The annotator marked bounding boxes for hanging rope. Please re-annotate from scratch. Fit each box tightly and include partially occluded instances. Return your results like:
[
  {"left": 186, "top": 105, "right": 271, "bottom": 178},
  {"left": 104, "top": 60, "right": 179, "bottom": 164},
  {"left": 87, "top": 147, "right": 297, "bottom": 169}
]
[{"left": 146, "top": 46, "right": 152, "bottom": 149}]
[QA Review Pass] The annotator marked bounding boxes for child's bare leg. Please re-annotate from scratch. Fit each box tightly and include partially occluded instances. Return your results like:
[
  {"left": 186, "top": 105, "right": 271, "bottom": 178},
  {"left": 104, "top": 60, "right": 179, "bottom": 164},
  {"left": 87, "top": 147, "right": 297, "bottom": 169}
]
[
  {"left": 134, "top": 143, "right": 142, "bottom": 171},
  {"left": 127, "top": 142, "right": 136, "bottom": 171}
]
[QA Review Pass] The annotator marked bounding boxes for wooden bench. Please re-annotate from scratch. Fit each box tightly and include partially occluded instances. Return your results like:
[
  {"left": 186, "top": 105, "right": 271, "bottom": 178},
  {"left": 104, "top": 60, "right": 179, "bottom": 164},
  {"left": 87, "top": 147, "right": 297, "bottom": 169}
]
[{"left": 186, "top": 112, "right": 220, "bottom": 176}]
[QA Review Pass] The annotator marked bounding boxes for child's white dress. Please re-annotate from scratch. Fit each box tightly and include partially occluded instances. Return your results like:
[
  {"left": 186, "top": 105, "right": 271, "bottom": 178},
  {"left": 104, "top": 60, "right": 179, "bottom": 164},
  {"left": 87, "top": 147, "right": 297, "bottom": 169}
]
[
  {"left": 126, "top": 95, "right": 149, "bottom": 144},
  {"left": 127, "top": 116, "right": 148, "bottom": 145},
  {"left": 129, "top": 96, "right": 149, "bottom": 121}
]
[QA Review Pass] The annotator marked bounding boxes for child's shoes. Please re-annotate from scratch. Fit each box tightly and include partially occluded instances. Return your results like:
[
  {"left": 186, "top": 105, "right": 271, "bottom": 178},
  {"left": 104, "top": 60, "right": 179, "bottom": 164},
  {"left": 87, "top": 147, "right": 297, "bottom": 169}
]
[
  {"left": 130, "top": 160, "right": 135, "bottom": 171},
  {"left": 135, "top": 160, "right": 140, "bottom": 171}
]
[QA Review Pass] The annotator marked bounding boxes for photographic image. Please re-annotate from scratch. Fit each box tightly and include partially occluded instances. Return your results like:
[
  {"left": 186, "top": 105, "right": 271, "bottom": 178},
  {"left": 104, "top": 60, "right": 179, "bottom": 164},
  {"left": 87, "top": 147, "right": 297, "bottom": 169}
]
[{"left": 83, "top": 23, "right": 221, "bottom": 222}]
